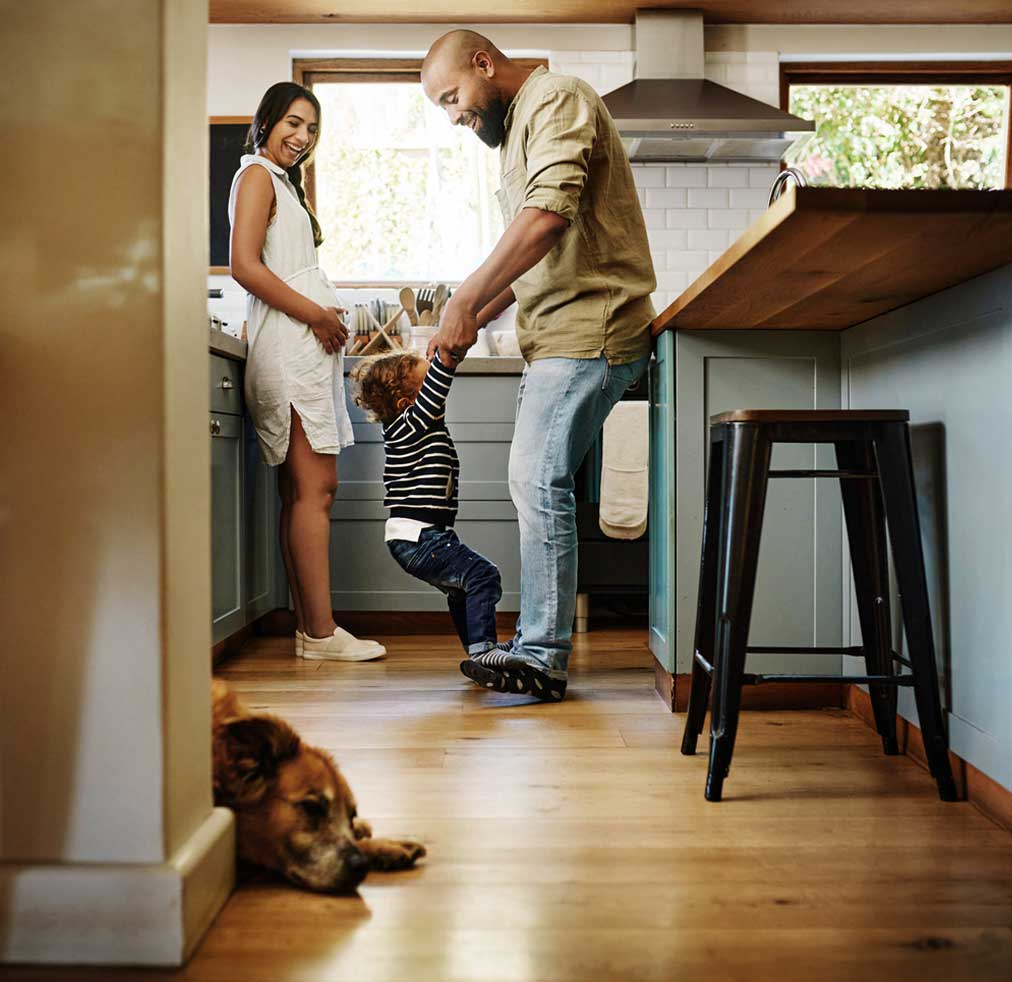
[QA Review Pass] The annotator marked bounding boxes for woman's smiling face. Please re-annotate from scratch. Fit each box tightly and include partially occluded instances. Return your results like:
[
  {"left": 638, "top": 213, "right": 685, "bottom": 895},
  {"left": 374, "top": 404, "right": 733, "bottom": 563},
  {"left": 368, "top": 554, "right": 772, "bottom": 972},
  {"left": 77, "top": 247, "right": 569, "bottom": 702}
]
[{"left": 261, "top": 97, "right": 319, "bottom": 168}]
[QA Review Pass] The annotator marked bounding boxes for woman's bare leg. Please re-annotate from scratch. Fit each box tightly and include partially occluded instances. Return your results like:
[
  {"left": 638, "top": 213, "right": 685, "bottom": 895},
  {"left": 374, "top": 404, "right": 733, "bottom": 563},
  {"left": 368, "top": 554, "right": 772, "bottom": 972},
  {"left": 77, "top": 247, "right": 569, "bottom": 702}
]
[
  {"left": 277, "top": 463, "right": 306, "bottom": 635},
  {"left": 284, "top": 407, "right": 338, "bottom": 639}
]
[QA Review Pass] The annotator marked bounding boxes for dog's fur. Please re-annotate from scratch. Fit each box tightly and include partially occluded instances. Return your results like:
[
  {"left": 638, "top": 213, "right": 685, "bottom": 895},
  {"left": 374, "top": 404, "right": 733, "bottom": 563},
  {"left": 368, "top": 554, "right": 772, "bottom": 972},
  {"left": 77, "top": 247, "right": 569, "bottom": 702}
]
[{"left": 212, "top": 679, "right": 425, "bottom": 893}]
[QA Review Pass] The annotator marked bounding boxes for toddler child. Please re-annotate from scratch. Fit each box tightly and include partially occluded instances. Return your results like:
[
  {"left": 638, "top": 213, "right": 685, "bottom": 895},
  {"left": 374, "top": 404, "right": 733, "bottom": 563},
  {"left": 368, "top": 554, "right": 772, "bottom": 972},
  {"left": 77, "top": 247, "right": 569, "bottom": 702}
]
[{"left": 351, "top": 352, "right": 503, "bottom": 671}]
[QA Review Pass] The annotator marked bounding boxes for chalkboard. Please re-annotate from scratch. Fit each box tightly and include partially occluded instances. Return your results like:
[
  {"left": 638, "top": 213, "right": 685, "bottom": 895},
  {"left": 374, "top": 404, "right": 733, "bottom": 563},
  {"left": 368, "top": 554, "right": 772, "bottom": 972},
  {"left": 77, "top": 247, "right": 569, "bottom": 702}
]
[{"left": 209, "top": 118, "right": 252, "bottom": 270}]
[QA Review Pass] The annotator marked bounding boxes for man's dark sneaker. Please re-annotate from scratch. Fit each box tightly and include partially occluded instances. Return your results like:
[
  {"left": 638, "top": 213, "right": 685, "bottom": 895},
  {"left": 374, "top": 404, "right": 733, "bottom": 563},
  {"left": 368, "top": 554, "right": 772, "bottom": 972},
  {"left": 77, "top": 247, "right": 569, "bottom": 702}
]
[{"left": 459, "top": 648, "right": 567, "bottom": 702}]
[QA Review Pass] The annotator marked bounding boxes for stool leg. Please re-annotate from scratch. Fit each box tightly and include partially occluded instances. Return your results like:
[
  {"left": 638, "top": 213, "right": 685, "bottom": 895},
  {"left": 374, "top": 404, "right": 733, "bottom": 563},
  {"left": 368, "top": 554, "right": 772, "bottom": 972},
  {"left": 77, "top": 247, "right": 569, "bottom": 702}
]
[
  {"left": 706, "top": 424, "right": 771, "bottom": 802},
  {"left": 681, "top": 435, "right": 723, "bottom": 755},
  {"left": 835, "top": 440, "right": 899, "bottom": 755},
  {"left": 874, "top": 424, "right": 958, "bottom": 802}
]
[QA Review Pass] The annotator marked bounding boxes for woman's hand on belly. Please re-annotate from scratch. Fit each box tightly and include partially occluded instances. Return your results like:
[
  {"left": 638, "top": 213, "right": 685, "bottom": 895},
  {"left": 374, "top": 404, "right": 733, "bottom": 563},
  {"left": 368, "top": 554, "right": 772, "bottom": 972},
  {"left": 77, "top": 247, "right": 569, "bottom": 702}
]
[{"left": 308, "top": 306, "right": 349, "bottom": 354}]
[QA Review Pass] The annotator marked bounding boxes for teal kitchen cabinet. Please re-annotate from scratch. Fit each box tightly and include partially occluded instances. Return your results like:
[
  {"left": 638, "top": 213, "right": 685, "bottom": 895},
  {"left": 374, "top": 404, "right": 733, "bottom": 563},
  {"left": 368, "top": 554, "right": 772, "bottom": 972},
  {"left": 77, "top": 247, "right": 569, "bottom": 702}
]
[
  {"left": 210, "top": 350, "right": 280, "bottom": 643},
  {"left": 648, "top": 330, "right": 676, "bottom": 674},
  {"left": 649, "top": 328, "right": 844, "bottom": 706},
  {"left": 211, "top": 409, "right": 244, "bottom": 643}
]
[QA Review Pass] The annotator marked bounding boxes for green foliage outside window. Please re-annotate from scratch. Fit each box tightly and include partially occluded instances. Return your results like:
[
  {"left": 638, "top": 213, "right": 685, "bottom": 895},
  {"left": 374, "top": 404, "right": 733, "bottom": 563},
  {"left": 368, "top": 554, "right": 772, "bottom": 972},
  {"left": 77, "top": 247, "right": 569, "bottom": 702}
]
[{"left": 785, "top": 85, "right": 1009, "bottom": 189}]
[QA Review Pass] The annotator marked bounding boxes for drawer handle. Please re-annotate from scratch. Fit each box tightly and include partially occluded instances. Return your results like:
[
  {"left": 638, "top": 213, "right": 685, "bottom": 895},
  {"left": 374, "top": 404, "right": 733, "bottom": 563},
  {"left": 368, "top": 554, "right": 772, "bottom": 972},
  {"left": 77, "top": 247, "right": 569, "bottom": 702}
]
[
  {"left": 220, "top": 377, "right": 235, "bottom": 390},
  {"left": 210, "top": 418, "right": 221, "bottom": 436}
]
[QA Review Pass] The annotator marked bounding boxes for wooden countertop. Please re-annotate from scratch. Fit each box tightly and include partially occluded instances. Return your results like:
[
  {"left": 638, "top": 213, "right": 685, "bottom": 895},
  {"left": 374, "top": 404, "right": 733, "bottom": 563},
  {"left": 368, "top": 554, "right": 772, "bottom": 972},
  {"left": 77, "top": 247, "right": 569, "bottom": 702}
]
[{"left": 652, "top": 186, "right": 1012, "bottom": 334}]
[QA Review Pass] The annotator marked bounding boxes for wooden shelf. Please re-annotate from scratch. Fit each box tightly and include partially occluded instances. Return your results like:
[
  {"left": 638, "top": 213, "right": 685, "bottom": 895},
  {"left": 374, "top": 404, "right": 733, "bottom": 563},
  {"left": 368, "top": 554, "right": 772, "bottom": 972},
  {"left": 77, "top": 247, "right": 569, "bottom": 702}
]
[{"left": 652, "top": 186, "right": 1012, "bottom": 333}]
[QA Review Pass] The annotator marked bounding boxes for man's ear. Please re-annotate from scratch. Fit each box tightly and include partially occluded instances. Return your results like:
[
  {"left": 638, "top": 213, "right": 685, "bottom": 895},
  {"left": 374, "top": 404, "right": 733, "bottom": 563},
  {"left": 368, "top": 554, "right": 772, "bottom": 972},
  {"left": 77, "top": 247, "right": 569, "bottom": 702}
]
[
  {"left": 213, "top": 715, "right": 300, "bottom": 808},
  {"left": 474, "top": 50, "right": 495, "bottom": 77}
]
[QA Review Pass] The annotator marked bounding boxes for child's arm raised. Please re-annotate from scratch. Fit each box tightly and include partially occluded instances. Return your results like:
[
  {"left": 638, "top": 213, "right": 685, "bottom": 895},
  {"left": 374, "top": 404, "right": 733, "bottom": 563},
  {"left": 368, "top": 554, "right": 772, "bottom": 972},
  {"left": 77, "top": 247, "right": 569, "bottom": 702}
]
[{"left": 386, "top": 353, "right": 457, "bottom": 440}]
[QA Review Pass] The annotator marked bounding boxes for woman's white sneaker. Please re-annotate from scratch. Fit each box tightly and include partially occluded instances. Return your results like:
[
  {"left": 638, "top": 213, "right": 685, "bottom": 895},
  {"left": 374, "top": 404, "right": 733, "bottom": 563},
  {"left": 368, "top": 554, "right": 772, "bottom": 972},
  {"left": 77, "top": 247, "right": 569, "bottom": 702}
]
[
  {"left": 295, "top": 630, "right": 306, "bottom": 658},
  {"left": 301, "top": 626, "right": 386, "bottom": 661}
]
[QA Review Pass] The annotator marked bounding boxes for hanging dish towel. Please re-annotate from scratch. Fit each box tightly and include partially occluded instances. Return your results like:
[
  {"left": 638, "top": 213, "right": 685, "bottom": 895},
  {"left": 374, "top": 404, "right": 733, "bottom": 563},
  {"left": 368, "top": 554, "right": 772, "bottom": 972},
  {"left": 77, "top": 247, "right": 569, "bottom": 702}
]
[{"left": 599, "top": 401, "right": 649, "bottom": 539}]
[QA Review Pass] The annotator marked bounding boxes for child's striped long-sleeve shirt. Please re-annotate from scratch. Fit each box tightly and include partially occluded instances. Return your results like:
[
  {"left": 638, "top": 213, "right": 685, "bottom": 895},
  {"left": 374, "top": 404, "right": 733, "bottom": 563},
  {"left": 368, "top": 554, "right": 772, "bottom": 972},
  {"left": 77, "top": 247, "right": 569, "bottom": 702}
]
[{"left": 382, "top": 354, "right": 460, "bottom": 525}]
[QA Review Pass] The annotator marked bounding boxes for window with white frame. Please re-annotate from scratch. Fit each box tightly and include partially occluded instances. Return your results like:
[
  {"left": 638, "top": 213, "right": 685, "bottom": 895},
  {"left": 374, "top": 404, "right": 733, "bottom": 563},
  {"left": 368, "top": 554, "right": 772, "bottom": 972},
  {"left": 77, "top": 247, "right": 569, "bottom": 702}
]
[{"left": 297, "top": 58, "right": 546, "bottom": 285}]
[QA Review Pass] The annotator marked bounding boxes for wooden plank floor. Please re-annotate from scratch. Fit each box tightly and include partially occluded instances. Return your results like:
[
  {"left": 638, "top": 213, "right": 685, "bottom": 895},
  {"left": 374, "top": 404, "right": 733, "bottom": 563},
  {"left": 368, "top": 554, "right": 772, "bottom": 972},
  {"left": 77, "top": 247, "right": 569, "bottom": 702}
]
[{"left": 5, "top": 625, "right": 1012, "bottom": 981}]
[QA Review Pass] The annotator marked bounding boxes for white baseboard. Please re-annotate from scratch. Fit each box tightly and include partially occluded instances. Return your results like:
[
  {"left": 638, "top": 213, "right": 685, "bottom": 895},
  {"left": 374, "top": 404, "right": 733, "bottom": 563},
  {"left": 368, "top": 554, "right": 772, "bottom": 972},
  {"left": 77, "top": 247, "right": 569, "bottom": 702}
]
[{"left": 1, "top": 806, "right": 234, "bottom": 966}]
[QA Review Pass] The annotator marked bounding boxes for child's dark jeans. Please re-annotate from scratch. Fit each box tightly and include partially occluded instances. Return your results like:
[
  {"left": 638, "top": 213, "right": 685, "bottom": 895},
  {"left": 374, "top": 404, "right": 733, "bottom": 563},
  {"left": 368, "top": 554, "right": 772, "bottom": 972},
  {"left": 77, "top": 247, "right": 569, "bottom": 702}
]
[{"left": 387, "top": 527, "right": 501, "bottom": 655}]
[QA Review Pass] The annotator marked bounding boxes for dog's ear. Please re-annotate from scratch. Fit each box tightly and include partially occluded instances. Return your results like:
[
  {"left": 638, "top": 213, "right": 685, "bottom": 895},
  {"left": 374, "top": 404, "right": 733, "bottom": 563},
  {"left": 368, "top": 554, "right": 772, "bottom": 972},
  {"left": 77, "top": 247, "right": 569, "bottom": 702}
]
[{"left": 213, "top": 715, "right": 300, "bottom": 808}]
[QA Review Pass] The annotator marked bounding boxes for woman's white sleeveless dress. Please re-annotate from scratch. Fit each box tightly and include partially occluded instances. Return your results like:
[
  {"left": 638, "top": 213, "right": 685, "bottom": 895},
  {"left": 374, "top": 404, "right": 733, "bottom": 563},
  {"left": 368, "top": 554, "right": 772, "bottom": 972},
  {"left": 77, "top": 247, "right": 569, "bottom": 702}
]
[{"left": 228, "top": 154, "right": 354, "bottom": 465}]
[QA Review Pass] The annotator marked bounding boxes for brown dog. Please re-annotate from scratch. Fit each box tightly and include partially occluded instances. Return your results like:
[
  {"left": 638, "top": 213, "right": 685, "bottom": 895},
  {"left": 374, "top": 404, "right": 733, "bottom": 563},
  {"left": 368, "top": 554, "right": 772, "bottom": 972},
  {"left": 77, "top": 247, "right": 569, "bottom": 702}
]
[{"left": 211, "top": 679, "right": 425, "bottom": 893}]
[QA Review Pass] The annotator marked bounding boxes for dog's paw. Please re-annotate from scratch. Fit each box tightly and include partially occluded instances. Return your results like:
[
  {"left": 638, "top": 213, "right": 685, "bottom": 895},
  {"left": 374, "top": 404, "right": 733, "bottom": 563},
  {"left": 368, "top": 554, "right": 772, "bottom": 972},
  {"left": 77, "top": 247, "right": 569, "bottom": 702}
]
[
  {"left": 352, "top": 817, "right": 373, "bottom": 840},
  {"left": 364, "top": 837, "right": 427, "bottom": 870}
]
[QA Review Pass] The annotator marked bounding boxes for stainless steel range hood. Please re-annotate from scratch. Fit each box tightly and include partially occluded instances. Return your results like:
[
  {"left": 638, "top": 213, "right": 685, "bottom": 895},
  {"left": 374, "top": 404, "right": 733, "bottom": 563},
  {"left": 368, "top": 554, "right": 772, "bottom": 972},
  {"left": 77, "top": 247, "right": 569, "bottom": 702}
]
[{"left": 602, "top": 10, "right": 814, "bottom": 163}]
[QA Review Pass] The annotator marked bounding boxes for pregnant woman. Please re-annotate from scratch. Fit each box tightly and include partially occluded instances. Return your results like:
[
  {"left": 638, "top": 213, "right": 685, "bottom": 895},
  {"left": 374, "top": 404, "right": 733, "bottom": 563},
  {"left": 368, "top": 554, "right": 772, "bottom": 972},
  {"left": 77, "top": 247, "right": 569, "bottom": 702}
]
[{"left": 229, "top": 81, "right": 384, "bottom": 661}]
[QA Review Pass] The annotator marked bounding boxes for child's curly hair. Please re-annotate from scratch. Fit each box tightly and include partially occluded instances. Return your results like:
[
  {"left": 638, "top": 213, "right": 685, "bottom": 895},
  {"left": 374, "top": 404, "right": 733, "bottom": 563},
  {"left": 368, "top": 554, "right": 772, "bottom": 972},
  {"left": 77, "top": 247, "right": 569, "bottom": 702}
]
[{"left": 350, "top": 352, "right": 426, "bottom": 425}]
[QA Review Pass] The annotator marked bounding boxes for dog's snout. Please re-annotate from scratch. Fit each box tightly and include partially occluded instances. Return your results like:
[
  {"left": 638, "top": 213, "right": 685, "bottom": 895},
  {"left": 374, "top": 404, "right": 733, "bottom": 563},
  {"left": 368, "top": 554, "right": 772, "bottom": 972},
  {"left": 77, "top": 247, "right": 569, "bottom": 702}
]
[{"left": 344, "top": 847, "right": 369, "bottom": 885}]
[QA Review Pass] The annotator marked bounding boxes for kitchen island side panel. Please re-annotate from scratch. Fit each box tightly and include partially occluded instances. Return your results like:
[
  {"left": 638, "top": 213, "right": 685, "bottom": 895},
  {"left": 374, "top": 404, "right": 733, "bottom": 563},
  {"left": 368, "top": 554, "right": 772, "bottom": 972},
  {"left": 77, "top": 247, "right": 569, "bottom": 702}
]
[
  {"left": 842, "top": 263, "right": 1012, "bottom": 793},
  {"left": 673, "top": 330, "right": 844, "bottom": 678}
]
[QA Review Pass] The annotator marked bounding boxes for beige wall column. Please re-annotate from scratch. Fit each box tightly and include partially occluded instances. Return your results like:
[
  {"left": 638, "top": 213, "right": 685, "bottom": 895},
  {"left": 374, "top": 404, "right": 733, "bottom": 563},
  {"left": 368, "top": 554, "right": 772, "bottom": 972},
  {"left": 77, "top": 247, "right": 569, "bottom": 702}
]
[{"left": 0, "top": 0, "right": 234, "bottom": 965}]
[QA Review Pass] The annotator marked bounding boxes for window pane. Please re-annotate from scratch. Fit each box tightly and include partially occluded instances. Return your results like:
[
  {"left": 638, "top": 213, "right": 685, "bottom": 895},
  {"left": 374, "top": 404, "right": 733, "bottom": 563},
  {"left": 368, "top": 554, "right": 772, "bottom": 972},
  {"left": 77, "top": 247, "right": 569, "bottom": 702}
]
[
  {"left": 312, "top": 81, "right": 504, "bottom": 282},
  {"left": 786, "top": 84, "right": 1009, "bottom": 189}
]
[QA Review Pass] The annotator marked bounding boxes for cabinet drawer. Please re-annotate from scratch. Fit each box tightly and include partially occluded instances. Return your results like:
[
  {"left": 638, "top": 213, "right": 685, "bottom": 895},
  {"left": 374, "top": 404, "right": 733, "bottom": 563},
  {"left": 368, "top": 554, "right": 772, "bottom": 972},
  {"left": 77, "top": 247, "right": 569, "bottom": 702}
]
[{"left": 210, "top": 354, "right": 243, "bottom": 415}]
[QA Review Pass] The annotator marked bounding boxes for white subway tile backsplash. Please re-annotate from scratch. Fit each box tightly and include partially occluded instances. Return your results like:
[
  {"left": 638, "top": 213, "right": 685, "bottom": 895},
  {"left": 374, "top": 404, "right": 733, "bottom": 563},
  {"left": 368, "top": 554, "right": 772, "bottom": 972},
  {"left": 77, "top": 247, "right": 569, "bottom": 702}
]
[
  {"left": 707, "top": 168, "right": 750, "bottom": 188},
  {"left": 749, "top": 166, "right": 780, "bottom": 188},
  {"left": 730, "top": 187, "right": 771, "bottom": 209},
  {"left": 688, "top": 229, "right": 730, "bottom": 250},
  {"left": 644, "top": 209, "right": 668, "bottom": 229},
  {"left": 665, "top": 166, "right": 708, "bottom": 188},
  {"left": 668, "top": 208, "right": 707, "bottom": 229},
  {"left": 707, "top": 208, "right": 749, "bottom": 229},
  {"left": 646, "top": 187, "right": 688, "bottom": 209},
  {"left": 647, "top": 228, "right": 688, "bottom": 250},
  {"left": 687, "top": 188, "right": 729, "bottom": 208},
  {"left": 666, "top": 250, "right": 709, "bottom": 272},
  {"left": 633, "top": 166, "right": 666, "bottom": 188},
  {"left": 655, "top": 271, "right": 689, "bottom": 292}
]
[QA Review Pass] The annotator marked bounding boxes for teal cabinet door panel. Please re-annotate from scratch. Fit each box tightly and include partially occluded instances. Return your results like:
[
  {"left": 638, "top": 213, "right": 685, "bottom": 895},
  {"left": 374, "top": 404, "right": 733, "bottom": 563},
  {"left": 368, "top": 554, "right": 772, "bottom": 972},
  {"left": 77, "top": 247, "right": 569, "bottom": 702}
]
[
  {"left": 211, "top": 412, "right": 244, "bottom": 643},
  {"left": 649, "top": 331, "right": 677, "bottom": 672}
]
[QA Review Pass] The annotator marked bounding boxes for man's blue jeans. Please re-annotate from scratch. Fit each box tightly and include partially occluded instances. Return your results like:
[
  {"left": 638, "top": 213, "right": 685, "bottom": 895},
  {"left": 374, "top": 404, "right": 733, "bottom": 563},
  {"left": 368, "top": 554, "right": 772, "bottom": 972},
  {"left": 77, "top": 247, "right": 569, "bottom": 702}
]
[
  {"left": 388, "top": 527, "right": 502, "bottom": 655},
  {"left": 507, "top": 353, "right": 650, "bottom": 679}
]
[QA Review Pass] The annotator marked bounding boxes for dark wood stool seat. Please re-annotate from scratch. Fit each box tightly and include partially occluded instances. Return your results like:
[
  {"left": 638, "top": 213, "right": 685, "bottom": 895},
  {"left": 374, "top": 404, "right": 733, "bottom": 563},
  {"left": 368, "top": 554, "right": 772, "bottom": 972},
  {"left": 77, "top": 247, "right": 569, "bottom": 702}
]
[{"left": 681, "top": 409, "right": 958, "bottom": 803}]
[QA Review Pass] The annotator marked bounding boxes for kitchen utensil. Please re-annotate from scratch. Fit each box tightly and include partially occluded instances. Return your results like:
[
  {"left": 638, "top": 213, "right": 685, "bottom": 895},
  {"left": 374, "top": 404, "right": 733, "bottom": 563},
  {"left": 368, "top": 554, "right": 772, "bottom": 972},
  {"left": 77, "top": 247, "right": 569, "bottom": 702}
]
[
  {"left": 419, "top": 309, "right": 435, "bottom": 326},
  {"left": 432, "top": 283, "right": 448, "bottom": 320},
  {"left": 416, "top": 287, "right": 435, "bottom": 313},
  {"left": 399, "top": 288, "right": 418, "bottom": 326}
]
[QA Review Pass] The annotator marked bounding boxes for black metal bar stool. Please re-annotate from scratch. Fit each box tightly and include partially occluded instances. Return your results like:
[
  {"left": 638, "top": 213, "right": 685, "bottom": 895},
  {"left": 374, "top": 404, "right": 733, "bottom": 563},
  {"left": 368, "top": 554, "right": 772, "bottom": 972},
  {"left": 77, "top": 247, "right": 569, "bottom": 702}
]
[{"left": 680, "top": 409, "right": 958, "bottom": 803}]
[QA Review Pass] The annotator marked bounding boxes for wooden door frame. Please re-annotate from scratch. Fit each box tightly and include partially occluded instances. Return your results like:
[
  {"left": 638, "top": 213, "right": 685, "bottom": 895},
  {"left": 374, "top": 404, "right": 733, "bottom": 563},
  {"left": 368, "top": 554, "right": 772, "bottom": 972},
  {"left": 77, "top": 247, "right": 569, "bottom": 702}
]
[{"left": 779, "top": 61, "right": 1012, "bottom": 188}]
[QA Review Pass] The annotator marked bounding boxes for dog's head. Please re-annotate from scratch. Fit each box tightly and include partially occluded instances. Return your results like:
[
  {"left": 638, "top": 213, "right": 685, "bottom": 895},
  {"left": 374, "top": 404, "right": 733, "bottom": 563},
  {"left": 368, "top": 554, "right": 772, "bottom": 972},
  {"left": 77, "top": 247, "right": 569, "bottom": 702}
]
[{"left": 213, "top": 713, "right": 369, "bottom": 893}]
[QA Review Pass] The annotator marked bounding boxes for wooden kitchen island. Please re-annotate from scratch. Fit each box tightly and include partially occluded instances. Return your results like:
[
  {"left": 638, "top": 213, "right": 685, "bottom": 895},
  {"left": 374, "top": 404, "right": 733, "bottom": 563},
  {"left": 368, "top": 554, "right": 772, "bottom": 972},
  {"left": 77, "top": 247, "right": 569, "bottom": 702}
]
[{"left": 647, "top": 185, "right": 1012, "bottom": 802}]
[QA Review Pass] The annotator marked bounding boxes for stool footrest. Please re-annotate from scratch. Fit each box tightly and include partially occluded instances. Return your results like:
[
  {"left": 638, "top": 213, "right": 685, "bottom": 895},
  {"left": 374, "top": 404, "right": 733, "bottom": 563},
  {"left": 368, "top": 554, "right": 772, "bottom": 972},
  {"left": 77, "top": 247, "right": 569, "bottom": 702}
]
[
  {"left": 693, "top": 650, "right": 915, "bottom": 687},
  {"left": 768, "top": 469, "right": 876, "bottom": 479},
  {"left": 747, "top": 673, "right": 915, "bottom": 686}
]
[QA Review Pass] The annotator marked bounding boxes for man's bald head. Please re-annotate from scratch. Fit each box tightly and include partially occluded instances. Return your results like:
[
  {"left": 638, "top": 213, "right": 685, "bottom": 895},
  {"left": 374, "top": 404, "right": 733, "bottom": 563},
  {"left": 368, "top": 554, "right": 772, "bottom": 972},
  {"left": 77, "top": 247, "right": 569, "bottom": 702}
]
[
  {"left": 422, "top": 30, "right": 522, "bottom": 149},
  {"left": 422, "top": 30, "right": 507, "bottom": 80}
]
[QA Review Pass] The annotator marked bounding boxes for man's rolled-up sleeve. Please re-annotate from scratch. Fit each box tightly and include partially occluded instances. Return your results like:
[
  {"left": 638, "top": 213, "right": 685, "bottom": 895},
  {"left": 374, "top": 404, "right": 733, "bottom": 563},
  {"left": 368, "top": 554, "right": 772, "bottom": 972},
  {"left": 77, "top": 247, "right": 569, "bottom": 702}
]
[{"left": 521, "top": 88, "right": 597, "bottom": 224}]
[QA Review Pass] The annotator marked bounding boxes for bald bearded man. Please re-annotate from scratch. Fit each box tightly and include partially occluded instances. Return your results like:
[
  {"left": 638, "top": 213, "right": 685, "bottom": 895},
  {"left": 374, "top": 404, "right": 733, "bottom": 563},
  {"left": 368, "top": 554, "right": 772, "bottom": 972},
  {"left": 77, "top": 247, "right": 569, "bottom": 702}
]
[{"left": 422, "top": 31, "right": 656, "bottom": 702}]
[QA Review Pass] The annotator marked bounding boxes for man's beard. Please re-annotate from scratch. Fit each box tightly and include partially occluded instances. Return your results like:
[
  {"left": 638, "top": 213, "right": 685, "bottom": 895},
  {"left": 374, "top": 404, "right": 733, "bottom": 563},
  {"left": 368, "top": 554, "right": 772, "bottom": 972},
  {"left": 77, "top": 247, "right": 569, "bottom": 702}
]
[{"left": 472, "top": 96, "right": 508, "bottom": 148}]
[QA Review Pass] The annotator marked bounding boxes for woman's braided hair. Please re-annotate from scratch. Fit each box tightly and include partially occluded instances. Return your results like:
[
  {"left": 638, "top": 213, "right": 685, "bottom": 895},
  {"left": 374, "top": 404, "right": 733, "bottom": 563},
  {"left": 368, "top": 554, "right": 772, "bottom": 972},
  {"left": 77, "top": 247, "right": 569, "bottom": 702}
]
[{"left": 246, "top": 81, "right": 324, "bottom": 247}]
